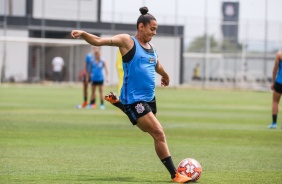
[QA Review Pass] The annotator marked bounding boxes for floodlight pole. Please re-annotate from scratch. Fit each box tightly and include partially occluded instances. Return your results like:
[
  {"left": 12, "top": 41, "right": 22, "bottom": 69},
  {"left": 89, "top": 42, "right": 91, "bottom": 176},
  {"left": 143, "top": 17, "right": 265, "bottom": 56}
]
[
  {"left": 263, "top": 0, "right": 268, "bottom": 85},
  {"left": 203, "top": 0, "right": 210, "bottom": 88},
  {"left": 40, "top": 0, "right": 46, "bottom": 82},
  {"left": 174, "top": 0, "right": 179, "bottom": 86},
  {"left": 109, "top": 0, "right": 116, "bottom": 85},
  {"left": 0, "top": 0, "right": 8, "bottom": 83},
  {"left": 76, "top": 0, "right": 81, "bottom": 28},
  {"left": 71, "top": 0, "right": 82, "bottom": 82}
]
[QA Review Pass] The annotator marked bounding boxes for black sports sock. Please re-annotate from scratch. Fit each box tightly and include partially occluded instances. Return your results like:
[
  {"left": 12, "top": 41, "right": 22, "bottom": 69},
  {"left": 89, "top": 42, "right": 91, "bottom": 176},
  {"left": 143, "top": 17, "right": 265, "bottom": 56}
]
[
  {"left": 272, "top": 114, "right": 277, "bottom": 123},
  {"left": 161, "top": 156, "right": 177, "bottom": 179},
  {"left": 90, "top": 99, "right": 95, "bottom": 105},
  {"left": 113, "top": 101, "right": 125, "bottom": 112},
  {"left": 101, "top": 100, "right": 104, "bottom": 105},
  {"left": 84, "top": 97, "right": 87, "bottom": 102}
]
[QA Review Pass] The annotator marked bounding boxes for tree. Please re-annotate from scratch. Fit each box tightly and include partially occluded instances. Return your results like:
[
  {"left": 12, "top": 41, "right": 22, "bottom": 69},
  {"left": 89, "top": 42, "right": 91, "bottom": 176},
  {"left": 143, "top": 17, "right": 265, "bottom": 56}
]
[
  {"left": 221, "top": 39, "right": 242, "bottom": 52},
  {"left": 187, "top": 35, "right": 219, "bottom": 53},
  {"left": 187, "top": 35, "right": 242, "bottom": 53}
]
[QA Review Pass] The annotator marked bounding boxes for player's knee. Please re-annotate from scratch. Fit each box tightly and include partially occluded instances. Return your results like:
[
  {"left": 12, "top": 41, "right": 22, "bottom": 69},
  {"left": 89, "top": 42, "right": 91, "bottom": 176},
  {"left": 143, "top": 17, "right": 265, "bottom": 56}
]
[{"left": 151, "top": 128, "right": 166, "bottom": 142}]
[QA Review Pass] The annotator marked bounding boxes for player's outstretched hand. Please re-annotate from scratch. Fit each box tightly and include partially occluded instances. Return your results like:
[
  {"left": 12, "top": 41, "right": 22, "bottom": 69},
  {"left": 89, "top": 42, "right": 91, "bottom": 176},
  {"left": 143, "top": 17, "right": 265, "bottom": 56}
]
[
  {"left": 271, "top": 82, "right": 274, "bottom": 91},
  {"left": 71, "top": 30, "right": 85, "bottom": 39},
  {"left": 161, "top": 77, "right": 169, "bottom": 87}
]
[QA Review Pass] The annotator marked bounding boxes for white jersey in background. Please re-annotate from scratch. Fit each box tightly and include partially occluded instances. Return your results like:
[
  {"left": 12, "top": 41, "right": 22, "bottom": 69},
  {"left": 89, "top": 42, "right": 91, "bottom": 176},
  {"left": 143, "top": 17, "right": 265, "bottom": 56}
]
[{"left": 52, "top": 57, "right": 64, "bottom": 72}]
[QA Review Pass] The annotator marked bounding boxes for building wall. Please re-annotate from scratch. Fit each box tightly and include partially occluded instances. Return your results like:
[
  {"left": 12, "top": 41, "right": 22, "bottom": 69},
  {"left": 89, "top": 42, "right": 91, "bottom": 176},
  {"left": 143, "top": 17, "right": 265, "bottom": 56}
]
[
  {"left": 154, "top": 36, "right": 181, "bottom": 86},
  {"left": 100, "top": 35, "right": 181, "bottom": 86},
  {"left": 0, "top": 0, "right": 183, "bottom": 86},
  {"left": 0, "top": 33, "right": 181, "bottom": 85},
  {"left": 33, "top": 0, "right": 98, "bottom": 22},
  {"left": 0, "top": 0, "right": 26, "bottom": 16},
  {"left": 0, "top": 29, "right": 29, "bottom": 82}
]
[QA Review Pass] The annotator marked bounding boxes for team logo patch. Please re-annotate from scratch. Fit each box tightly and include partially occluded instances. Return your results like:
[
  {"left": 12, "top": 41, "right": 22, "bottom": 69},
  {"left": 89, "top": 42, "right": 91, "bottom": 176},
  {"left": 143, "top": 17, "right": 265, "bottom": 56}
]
[
  {"left": 149, "top": 57, "right": 155, "bottom": 63},
  {"left": 135, "top": 103, "right": 145, "bottom": 114}
]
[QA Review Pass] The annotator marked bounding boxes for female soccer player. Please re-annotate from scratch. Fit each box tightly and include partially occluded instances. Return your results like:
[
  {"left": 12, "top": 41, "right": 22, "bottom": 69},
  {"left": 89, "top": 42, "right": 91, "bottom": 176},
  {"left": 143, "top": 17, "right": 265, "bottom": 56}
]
[
  {"left": 87, "top": 46, "right": 109, "bottom": 110},
  {"left": 268, "top": 50, "right": 282, "bottom": 129},
  {"left": 71, "top": 7, "right": 191, "bottom": 183}
]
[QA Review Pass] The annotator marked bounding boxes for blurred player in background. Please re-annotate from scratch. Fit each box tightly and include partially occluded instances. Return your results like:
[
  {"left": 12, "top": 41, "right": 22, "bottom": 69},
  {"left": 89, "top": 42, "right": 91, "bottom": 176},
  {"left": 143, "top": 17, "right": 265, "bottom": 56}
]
[
  {"left": 52, "top": 56, "right": 64, "bottom": 83},
  {"left": 77, "top": 48, "right": 93, "bottom": 108},
  {"left": 116, "top": 51, "right": 124, "bottom": 95},
  {"left": 71, "top": 6, "right": 191, "bottom": 183},
  {"left": 86, "top": 46, "right": 109, "bottom": 110},
  {"left": 268, "top": 50, "right": 282, "bottom": 129},
  {"left": 77, "top": 69, "right": 90, "bottom": 108},
  {"left": 192, "top": 63, "right": 200, "bottom": 80}
]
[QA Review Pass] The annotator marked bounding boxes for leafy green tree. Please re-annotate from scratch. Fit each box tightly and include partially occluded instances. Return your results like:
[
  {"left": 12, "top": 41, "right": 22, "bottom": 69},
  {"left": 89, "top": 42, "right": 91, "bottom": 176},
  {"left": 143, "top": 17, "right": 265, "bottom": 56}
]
[
  {"left": 187, "top": 35, "right": 242, "bottom": 53},
  {"left": 221, "top": 39, "right": 242, "bottom": 52},
  {"left": 187, "top": 35, "right": 219, "bottom": 53}
]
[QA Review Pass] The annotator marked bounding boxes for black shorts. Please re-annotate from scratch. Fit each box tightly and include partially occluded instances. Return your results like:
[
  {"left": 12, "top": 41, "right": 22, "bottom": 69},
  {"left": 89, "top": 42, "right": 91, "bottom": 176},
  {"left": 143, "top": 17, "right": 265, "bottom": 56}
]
[
  {"left": 274, "top": 82, "right": 282, "bottom": 93},
  {"left": 123, "top": 97, "right": 157, "bottom": 125},
  {"left": 91, "top": 80, "right": 104, "bottom": 85}
]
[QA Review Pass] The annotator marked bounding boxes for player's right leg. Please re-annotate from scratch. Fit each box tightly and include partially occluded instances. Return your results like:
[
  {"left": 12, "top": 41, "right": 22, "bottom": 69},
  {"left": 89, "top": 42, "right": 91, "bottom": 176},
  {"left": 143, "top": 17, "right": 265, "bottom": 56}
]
[{"left": 268, "top": 87, "right": 282, "bottom": 128}]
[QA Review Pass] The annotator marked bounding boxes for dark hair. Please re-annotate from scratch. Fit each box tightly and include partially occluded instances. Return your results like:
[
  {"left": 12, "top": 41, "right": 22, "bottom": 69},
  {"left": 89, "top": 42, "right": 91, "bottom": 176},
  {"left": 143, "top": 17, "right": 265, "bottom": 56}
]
[{"left": 136, "top": 7, "right": 156, "bottom": 29}]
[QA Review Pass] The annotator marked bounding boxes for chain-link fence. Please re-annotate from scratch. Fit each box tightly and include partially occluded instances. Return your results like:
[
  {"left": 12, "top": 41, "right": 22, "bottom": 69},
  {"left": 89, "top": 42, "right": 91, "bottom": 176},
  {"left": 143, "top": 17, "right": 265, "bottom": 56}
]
[{"left": 0, "top": 0, "right": 281, "bottom": 90}]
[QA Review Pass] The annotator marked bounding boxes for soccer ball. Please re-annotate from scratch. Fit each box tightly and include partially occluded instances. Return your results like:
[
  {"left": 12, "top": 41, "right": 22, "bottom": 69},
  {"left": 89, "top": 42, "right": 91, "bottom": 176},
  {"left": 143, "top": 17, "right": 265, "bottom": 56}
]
[{"left": 177, "top": 158, "right": 202, "bottom": 181}]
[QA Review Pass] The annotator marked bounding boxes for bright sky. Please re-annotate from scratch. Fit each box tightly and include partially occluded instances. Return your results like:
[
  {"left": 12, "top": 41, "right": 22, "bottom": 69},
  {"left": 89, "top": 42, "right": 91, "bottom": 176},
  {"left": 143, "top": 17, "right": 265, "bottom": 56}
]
[
  {"left": 101, "top": 0, "right": 282, "bottom": 22},
  {"left": 101, "top": 0, "right": 282, "bottom": 51}
]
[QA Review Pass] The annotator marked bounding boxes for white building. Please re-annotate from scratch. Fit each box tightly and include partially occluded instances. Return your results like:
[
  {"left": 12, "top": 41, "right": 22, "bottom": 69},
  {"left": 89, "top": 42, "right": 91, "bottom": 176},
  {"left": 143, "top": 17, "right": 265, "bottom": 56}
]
[{"left": 0, "top": 0, "right": 184, "bottom": 86}]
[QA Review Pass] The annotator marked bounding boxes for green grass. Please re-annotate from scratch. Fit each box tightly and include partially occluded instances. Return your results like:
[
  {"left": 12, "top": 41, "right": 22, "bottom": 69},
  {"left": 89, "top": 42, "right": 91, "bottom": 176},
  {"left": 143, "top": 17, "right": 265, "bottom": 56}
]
[{"left": 0, "top": 84, "right": 282, "bottom": 183}]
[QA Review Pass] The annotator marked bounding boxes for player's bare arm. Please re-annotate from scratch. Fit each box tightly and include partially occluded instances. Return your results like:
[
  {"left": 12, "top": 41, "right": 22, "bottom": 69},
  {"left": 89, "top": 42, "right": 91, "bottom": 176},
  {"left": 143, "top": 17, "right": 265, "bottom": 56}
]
[
  {"left": 71, "top": 30, "right": 133, "bottom": 55},
  {"left": 155, "top": 60, "right": 170, "bottom": 86}
]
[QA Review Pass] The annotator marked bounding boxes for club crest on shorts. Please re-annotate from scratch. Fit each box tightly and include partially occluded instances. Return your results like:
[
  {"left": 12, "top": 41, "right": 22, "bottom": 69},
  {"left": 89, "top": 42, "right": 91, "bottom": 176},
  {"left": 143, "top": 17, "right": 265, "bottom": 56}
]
[{"left": 135, "top": 103, "right": 145, "bottom": 113}]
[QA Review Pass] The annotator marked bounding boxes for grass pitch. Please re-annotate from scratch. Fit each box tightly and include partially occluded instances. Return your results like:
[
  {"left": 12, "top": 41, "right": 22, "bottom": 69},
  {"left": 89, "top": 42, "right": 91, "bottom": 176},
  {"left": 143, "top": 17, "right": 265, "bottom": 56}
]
[{"left": 0, "top": 84, "right": 281, "bottom": 183}]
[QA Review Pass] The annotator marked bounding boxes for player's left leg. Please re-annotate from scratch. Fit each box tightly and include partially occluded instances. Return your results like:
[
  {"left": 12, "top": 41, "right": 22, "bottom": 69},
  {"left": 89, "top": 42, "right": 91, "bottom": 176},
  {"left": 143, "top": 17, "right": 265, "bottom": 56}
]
[
  {"left": 269, "top": 86, "right": 282, "bottom": 128},
  {"left": 87, "top": 84, "right": 97, "bottom": 109},
  {"left": 136, "top": 112, "right": 191, "bottom": 183},
  {"left": 98, "top": 84, "right": 105, "bottom": 110},
  {"left": 268, "top": 82, "right": 282, "bottom": 129}
]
